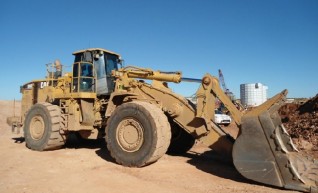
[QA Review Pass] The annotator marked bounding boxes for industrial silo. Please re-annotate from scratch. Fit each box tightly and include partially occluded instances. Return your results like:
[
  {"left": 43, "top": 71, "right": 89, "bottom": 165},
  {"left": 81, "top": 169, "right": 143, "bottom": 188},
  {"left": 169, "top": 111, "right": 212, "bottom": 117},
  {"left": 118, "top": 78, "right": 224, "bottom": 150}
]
[{"left": 240, "top": 83, "right": 268, "bottom": 107}]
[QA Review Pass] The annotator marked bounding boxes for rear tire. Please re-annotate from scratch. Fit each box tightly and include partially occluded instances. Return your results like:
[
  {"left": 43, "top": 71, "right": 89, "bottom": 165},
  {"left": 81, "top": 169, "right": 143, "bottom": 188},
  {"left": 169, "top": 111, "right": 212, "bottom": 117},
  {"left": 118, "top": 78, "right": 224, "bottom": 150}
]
[
  {"left": 24, "top": 102, "right": 65, "bottom": 151},
  {"left": 106, "top": 101, "right": 171, "bottom": 167}
]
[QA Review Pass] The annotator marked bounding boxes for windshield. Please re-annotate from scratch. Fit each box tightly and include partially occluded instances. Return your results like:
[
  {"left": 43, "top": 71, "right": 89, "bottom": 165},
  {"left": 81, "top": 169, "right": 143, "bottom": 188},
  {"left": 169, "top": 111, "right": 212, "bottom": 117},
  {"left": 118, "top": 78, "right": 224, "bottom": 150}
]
[{"left": 215, "top": 110, "right": 223, "bottom": 114}]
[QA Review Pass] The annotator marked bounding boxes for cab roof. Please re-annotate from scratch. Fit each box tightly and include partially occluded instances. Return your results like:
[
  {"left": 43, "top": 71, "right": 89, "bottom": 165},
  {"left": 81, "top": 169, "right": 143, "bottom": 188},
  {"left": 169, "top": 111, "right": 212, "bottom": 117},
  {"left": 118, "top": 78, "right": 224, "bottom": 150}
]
[{"left": 72, "top": 48, "right": 121, "bottom": 58}]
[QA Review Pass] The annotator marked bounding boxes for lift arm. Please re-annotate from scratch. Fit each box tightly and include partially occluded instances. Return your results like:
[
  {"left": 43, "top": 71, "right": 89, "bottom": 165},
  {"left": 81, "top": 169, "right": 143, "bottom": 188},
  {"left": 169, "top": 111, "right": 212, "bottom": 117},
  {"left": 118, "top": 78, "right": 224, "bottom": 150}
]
[
  {"left": 196, "top": 74, "right": 242, "bottom": 126},
  {"left": 113, "top": 67, "right": 242, "bottom": 125}
]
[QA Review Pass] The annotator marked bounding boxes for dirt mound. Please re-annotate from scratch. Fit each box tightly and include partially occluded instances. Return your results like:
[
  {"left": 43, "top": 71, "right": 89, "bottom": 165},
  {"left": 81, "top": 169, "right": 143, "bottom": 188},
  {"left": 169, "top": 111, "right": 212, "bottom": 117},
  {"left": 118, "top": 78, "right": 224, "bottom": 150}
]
[
  {"left": 299, "top": 94, "right": 318, "bottom": 114},
  {"left": 279, "top": 95, "right": 318, "bottom": 151}
]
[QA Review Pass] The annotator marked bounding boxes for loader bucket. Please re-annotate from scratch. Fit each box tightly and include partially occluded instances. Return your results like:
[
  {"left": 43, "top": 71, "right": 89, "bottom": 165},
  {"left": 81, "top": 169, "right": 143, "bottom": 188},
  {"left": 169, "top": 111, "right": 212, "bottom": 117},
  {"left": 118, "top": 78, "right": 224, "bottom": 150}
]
[{"left": 233, "top": 90, "right": 318, "bottom": 193}]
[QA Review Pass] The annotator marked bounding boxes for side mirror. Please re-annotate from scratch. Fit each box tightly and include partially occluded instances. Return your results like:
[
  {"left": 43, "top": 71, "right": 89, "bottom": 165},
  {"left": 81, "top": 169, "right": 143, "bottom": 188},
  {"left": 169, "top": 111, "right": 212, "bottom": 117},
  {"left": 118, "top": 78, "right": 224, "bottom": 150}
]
[
  {"left": 117, "top": 59, "right": 124, "bottom": 68},
  {"left": 94, "top": 54, "right": 103, "bottom": 61}
]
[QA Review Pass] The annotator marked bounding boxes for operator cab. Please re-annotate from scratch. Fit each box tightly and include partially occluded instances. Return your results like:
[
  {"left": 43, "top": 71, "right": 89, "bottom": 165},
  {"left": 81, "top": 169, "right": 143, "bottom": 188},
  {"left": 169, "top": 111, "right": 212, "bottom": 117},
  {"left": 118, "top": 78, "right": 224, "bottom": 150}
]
[{"left": 72, "top": 48, "right": 121, "bottom": 95}]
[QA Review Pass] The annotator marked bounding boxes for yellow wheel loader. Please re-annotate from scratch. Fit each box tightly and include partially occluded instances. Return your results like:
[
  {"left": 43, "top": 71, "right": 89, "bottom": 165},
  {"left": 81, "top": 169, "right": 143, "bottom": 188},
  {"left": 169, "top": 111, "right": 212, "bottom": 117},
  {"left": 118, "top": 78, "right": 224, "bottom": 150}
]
[{"left": 9, "top": 48, "right": 317, "bottom": 192}]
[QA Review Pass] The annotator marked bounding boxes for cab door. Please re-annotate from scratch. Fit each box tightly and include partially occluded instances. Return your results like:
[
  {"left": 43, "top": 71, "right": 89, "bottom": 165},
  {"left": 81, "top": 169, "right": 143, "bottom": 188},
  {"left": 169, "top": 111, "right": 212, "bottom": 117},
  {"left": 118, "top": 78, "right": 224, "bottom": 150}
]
[{"left": 72, "top": 62, "right": 95, "bottom": 93}]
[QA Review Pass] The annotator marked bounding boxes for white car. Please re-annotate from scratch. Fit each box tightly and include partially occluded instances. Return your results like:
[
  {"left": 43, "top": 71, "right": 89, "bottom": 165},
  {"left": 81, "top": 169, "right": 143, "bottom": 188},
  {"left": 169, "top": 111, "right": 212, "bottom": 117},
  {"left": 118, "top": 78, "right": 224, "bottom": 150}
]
[{"left": 214, "top": 110, "right": 231, "bottom": 126}]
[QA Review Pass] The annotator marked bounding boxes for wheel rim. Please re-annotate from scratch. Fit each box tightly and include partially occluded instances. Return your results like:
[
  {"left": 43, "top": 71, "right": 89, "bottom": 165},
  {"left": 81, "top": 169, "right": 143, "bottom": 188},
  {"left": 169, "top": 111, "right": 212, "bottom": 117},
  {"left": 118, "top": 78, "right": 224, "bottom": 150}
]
[
  {"left": 116, "top": 118, "right": 144, "bottom": 152},
  {"left": 30, "top": 115, "right": 45, "bottom": 140}
]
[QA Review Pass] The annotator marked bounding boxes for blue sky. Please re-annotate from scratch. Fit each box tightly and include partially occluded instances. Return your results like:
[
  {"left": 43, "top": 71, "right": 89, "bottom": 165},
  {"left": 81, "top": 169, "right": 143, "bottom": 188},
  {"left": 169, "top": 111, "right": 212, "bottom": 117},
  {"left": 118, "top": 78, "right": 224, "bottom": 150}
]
[{"left": 1, "top": 0, "right": 317, "bottom": 100}]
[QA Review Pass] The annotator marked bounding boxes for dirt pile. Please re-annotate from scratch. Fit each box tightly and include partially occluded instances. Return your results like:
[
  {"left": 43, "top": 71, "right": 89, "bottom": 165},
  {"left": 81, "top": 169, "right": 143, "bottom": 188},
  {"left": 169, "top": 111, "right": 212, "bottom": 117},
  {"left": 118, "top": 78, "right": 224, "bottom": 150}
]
[{"left": 279, "top": 94, "right": 318, "bottom": 150}]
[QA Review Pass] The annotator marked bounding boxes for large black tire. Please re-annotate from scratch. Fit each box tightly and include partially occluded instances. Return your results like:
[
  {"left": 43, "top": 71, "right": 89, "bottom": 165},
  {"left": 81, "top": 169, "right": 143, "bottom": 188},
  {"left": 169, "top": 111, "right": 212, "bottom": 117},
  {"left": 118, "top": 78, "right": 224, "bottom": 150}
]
[
  {"left": 105, "top": 101, "right": 171, "bottom": 167},
  {"left": 167, "top": 121, "right": 195, "bottom": 154},
  {"left": 24, "top": 102, "right": 65, "bottom": 151}
]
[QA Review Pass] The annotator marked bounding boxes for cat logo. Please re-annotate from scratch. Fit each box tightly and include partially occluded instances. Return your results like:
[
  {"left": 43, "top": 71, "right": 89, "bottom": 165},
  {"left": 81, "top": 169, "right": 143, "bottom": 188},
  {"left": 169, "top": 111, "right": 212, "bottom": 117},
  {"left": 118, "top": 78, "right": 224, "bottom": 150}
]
[{"left": 40, "top": 81, "right": 48, "bottom": 89}]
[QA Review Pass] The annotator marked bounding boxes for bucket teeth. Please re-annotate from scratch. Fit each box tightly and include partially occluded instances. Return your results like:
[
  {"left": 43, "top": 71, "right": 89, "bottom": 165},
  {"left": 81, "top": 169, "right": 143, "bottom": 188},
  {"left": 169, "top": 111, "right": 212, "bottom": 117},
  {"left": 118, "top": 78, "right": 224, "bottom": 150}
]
[{"left": 286, "top": 159, "right": 305, "bottom": 184}]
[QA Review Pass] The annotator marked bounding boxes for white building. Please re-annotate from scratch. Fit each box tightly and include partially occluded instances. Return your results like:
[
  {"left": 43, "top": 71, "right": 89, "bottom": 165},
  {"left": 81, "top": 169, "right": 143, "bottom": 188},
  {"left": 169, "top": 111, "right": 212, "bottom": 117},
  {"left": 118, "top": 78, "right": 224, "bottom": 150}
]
[{"left": 240, "top": 83, "right": 268, "bottom": 107}]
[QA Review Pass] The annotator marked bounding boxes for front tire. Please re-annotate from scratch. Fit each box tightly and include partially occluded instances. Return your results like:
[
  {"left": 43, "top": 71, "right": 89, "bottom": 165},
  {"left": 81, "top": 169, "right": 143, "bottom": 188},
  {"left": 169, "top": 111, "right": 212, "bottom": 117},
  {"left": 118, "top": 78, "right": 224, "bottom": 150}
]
[
  {"left": 24, "top": 102, "right": 65, "bottom": 151},
  {"left": 106, "top": 101, "right": 171, "bottom": 167}
]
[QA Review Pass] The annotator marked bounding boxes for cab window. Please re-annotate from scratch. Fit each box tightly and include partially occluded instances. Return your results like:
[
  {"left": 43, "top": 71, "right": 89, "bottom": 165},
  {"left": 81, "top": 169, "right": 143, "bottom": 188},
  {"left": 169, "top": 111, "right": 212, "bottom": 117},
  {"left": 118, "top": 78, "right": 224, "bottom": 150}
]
[{"left": 72, "top": 63, "right": 95, "bottom": 93}]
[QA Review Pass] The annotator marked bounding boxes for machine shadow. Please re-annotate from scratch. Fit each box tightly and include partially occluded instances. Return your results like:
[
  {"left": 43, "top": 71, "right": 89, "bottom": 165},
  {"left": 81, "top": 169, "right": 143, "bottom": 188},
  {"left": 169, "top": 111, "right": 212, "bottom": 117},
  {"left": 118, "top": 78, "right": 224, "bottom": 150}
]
[
  {"left": 185, "top": 149, "right": 285, "bottom": 190},
  {"left": 95, "top": 142, "right": 116, "bottom": 164},
  {"left": 65, "top": 134, "right": 116, "bottom": 163},
  {"left": 11, "top": 134, "right": 116, "bottom": 163},
  {"left": 185, "top": 149, "right": 260, "bottom": 185},
  {"left": 64, "top": 134, "right": 105, "bottom": 149},
  {"left": 12, "top": 137, "right": 25, "bottom": 143}
]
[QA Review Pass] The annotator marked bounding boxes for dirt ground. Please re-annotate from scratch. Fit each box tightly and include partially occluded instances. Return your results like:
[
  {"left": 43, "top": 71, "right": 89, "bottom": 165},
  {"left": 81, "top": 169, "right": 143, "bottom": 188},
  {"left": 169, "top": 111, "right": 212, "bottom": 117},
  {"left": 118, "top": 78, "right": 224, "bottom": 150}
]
[{"left": 0, "top": 100, "right": 299, "bottom": 193}]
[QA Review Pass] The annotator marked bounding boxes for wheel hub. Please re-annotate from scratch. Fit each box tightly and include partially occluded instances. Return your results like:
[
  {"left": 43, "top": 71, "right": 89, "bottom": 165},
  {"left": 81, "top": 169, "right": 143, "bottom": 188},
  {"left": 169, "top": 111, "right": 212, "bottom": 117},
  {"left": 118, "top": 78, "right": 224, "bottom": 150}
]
[
  {"left": 116, "top": 118, "right": 144, "bottom": 152},
  {"left": 30, "top": 115, "right": 45, "bottom": 140}
]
